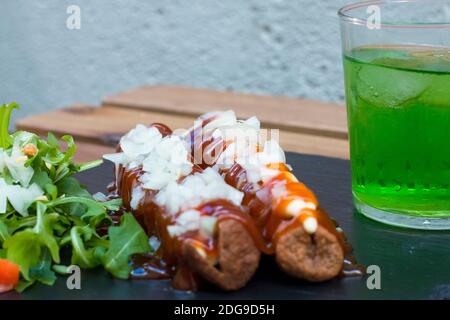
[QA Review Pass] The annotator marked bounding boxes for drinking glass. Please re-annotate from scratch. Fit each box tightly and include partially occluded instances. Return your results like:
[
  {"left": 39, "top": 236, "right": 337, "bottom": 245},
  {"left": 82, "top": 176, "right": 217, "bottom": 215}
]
[{"left": 339, "top": 0, "right": 450, "bottom": 229}]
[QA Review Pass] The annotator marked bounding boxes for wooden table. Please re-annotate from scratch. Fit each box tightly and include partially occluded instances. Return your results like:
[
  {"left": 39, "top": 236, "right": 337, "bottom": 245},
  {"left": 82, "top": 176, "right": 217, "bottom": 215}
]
[{"left": 17, "top": 86, "right": 349, "bottom": 162}]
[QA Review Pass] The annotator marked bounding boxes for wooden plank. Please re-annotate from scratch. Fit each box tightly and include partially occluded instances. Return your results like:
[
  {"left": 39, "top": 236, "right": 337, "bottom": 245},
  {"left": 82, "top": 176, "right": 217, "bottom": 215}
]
[
  {"left": 102, "top": 86, "right": 348, "bottom": 139},
  {"left": 16, "top": 104, "right": 349, "bottom": 159},
  {"left": 73, "top": 141, "right": 114, "bottom": 163},
  {"left": 278, "top": 132, "right": 349, "bottom": 160},
  {"left": 16, "top": 104, "right": 194, "bottom": 146}
]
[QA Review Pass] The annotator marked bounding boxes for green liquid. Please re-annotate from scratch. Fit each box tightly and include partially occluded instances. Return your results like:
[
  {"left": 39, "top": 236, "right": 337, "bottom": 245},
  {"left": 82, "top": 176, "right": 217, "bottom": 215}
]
[{"left": 344, "top": 46, "right": 450, "bottom": 217}]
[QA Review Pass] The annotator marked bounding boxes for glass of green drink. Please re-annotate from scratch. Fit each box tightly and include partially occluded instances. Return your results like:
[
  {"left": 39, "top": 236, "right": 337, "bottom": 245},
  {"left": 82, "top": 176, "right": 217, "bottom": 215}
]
[{"left": 339, "top": 0, "right": 450, "bottom": 229}]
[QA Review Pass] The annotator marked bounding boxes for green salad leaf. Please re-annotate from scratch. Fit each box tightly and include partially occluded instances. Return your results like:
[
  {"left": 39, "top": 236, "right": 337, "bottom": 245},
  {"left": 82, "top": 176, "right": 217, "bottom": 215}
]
[
  {"left": 3, "top": 230, "right": 43, "bottom": 279},
  {"left": 28, "top": 248, "right": 58, "bottom": 287},
  {"left": 0, "top": 102, "right": 19, "bottom": 149},
  {"left": 102, "top": 213, "right": 151, "bottom": 279},
  {"left": 0, "top": 218, "right": 9, "bottom": 243},
  {"left": 33, "top": 202, "right": 60, "bottom": 263},
  {"left": 70, "top": 225, "right": 102, "bottom": 268},
  {"left": 15, "top": 248, "right": 57, "bottom": 293},
  {"left": 0, "top": 103, "right": 150, "bottom": 292}
]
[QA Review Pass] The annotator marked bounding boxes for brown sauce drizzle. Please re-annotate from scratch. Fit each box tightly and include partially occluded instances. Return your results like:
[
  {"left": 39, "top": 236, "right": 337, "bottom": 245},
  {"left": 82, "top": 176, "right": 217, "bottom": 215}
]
[{"left": 150, "top": 123, "right": 173, "bottom": 137}]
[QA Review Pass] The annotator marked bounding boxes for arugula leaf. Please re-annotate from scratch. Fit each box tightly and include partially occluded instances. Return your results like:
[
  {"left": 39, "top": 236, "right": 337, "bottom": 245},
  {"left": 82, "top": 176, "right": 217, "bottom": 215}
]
[
  {"left": 48, "top": 196, "right": 120, "bottom": 228},
  {"left": 0, "top": 102, "right": 20, "bottom": 149},
  {"left": 101, "top": 198, "right": 122, "bottom": 211},
  {"left": 15, "top": 249, "right": 57, "bottom": 292},
  {"left": 0, "top": 218, "right": 10, "bottom": 243},
  {"left": 77, "top": 159, "right": 103, "bottom": 172},
  {"left": 56, "top": 177, "right": 91, "bottom": 198},
  {"left": 42, "top": 133, "right": 65, "bottom": 165},
  {"left": 33, "top": 202, "right": 60, "bottom": 263},
  {"left": 52, "top": 264, "right": 70, "bottom": 275},
  {"left": 15, "top": 280, "right": 36, "bottom": 293},
  {"left": 4, "top": 230, "right": 42, "bottom": 279},
  {"left": 60, "top": 135, "right": 77, "bottom": 164},
  {"left": 49, "top": 197, "right": 113, "bottom": 229},
  {"left": 41, "top": 134, "right": 77, "bottom": 167},
  {"left": 102, "top": 213, "right": 150, "bottom": 279},
  {"left": 70, "top": 225, "right": 101, "bottom": 268},
  {"left": 5, "top": 215, "right": 36, "bottom": 234},
  {"left": 31, "top": 169, "right": 53, "bottom": 188},
  {"left": 31, "top": 169, "right": 58, "bottom": 202},
  {"left": 28, "top": 248, "right": 57, "bottom": 286},
  {"left": 56, "top": 178, "right": 92, "bottom": 217},
  {"left": 3, "top": 202, "right": 61, "bottom": 279}
]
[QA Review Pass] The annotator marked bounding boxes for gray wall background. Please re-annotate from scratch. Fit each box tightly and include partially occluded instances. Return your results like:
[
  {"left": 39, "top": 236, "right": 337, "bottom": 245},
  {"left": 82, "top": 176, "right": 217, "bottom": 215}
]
[{"left": 0, "top": 0, "right": 350, "bottom": 124}]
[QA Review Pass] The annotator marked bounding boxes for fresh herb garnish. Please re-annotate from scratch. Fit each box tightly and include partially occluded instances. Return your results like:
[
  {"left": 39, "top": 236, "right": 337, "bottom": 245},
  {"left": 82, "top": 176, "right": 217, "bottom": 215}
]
[{"left": 0, "top": 103, "right": 150, "bottom": 291}]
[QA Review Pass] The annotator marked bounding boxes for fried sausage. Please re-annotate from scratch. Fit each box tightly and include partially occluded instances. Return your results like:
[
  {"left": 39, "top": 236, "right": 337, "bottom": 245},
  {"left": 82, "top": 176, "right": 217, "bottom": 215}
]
[
  {"left": 181, "top": 111, "right": 347, "bottom": 281},
  {"left": 275, "top": 220, "right": 345, "bottom": 282},
  {"left": 183, "top": 219, "right": 260, "bottom": 290},
  {"left": 108, "top": 123, "right": 261, "bottom": 291}
]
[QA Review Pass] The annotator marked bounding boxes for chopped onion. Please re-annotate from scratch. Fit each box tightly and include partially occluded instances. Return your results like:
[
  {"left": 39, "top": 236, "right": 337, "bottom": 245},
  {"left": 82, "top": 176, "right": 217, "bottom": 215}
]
[
  {"left": 140, "top": 135, "right": 193, "bottom": 191},
  {"left": 103, "top": 125, "right": 163, "bottom": 168},
  {"left": 130, "top": 186, "right": 145, "bottom": 210},
  {"left": 271, "top": 181, "right": 287, "bottom": 199},
  {"left": 155, "top": 168, "right": 243, "bottom": 216},
  {"left": 92, "top": 192, "right": 108, "bottom": 202},
  {"left": 120, "top": 125, "right": 162, "bottom": 159},
  {"left": 103, "top": 152, "right": 126, "bottom": 165},
  {"left": 203, "top": 110, "right": 237, "bottom": 131},
  {"left": 167, "top": 210, "right": 203, "bottom": 238},
  {"left": 167, "top": 225, "right": 184, "bottom": 237},
  {"left": 200, "top": 216, "right": 218, "bottom": 238},
  {"left": 177, "top": 210, "right": 201, "bottom": 230},
  {"left": 3, "top": 142, "right": 34, "bottom": 187},
  {"left": 243, "top": 116, "right": 261, "bottom": 129}
]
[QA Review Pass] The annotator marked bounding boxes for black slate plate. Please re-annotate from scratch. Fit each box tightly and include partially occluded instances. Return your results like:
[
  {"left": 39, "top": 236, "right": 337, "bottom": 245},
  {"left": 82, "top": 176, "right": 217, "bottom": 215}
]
[{"left": 2, "top": 152, "right": 450, "bottom": 300}]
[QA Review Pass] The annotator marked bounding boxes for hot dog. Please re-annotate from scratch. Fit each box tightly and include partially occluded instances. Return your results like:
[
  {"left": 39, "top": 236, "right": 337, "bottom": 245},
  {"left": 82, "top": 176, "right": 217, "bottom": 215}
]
[
  {"left": 181, "top": 110, "right": 352, "bottom": 281},
  {"left": 104, "top": 123, "right": 261, "bottom": 290}
]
